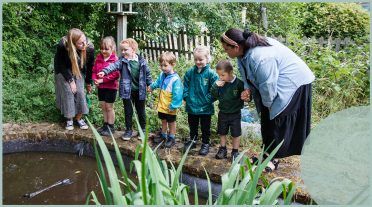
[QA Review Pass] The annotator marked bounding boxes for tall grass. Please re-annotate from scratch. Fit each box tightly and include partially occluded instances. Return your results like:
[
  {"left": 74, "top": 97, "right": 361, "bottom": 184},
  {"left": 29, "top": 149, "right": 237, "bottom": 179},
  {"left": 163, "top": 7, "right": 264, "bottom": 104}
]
[{"left": 85, "top": 110, "right": 296, "bottom": 205}]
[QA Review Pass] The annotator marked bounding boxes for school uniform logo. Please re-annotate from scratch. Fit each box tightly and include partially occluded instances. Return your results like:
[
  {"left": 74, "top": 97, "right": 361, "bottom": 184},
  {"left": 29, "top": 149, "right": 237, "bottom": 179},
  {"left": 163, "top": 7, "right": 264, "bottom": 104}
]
[
  {"left": 204, "top": 78, "right": 209, "bottom": 85},
  {"left": 233, "top": 89, "right": 238, "bottom": 96}
]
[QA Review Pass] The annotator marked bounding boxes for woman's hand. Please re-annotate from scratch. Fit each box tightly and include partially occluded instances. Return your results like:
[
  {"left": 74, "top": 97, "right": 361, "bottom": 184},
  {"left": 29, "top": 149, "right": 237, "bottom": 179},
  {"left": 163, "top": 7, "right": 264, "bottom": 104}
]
[
  {"left": 86, "top": 84, "right": 92, "bottom": 94},
  {"left": 216, "top": 80, "right": 226, "bottom": 87},
  {"left": 241, "top": 89, "right": 251, "bottom": 102},
  {"left": 69, "top": 81, "right": 77, "bottom": 94},
  {"left": 94, "top": 79, "right": 103, "bottom": 86}
]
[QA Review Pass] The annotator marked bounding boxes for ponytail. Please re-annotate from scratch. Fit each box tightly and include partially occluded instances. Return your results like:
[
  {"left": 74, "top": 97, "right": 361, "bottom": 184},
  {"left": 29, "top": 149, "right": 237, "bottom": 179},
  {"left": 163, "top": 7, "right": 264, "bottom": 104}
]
[{"left": 221, "top": 28, "right": 270, "bottom": 51}]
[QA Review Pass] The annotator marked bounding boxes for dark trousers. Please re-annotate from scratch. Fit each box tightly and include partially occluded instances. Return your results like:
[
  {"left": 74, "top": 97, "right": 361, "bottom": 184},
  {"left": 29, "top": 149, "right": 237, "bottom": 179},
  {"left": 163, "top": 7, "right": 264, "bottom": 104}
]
[
  {"left": 261, "top": 83, "right": 312, "bottom": 158},
  {"left": 123, "top": 91, "right": 146, "bottom": 131},
  {"left": 188, "top": 113, "right": 211, "bottom": 144}
]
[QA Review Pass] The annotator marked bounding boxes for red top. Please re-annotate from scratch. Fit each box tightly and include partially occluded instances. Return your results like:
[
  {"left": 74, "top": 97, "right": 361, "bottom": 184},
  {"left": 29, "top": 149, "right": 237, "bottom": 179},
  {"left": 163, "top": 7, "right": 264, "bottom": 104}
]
[{"left": 92, "top": 53, "right": 120, "bottom": 90}]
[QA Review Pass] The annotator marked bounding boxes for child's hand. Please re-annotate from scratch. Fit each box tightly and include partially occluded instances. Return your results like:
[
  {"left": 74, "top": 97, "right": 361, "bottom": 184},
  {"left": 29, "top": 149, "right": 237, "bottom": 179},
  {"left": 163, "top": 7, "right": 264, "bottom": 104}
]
[
  {"left": 147, "top": 86, "right": 152, "bottom": 93},
  {"left": 216, "top": 80, "right": 226, "bottom": 87},
  {"left": 97, "top": 72, "right": 105, "bottom": 78},
  {"left": 69, "top": 81, "right": 77, "bottom": 94},
  {"left": 94, "top": 79, "right": 103, "bottom": 85},
  {"left": 86, "top": 84, "right": 92, "bottom": 94}
]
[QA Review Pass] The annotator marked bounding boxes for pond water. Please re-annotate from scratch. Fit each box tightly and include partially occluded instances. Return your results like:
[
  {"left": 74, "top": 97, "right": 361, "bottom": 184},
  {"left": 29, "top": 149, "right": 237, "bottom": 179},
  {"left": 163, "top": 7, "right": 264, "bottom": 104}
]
[
  {"left": 3, "top": 151, "right": 207, "bottom": 205},
  {"left": 3, "top": 152, "right": 107, "bottom": 205}
]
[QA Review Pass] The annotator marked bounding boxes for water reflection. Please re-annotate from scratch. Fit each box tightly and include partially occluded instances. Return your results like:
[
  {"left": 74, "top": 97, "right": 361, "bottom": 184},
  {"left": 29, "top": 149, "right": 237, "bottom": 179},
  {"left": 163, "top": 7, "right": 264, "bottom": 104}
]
[{"left": 3, "top": 152, "right": 103, "bottom": 205}]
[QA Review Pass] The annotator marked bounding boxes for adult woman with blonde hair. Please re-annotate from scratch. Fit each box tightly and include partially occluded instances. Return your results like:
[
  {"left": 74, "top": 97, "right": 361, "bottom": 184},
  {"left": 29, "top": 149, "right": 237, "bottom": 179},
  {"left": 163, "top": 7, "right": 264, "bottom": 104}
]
[{"left": 54, "top": 28, "right": 95, "bottom": 130}]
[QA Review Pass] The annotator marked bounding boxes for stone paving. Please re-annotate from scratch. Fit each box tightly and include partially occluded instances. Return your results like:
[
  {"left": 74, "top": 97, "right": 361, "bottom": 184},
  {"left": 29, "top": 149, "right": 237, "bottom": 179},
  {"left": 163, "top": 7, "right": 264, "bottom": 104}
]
[{"left": 2, "top": 122, "right": 311, "bottom": 203}]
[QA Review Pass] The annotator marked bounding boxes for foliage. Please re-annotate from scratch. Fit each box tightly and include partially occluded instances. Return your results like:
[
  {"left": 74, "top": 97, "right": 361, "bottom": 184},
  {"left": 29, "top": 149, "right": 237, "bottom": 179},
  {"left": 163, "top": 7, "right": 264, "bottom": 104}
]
[
  {"left": 3, "top": 2, "right": 369, "bottom": 79},
  {"left": 2, "top": 3, "right": 115, "bottom": 78},
  {"left": 2, "top": 62, "right": 62, "bottom": 123},
  {"left": 85, "top": 116, "right": 295, "bottom": 205},
  {"left": 131, "top": 2, "right": 304, "bottom": 43},
  {"left": 285, "top": 34, "right": 370, "bottom": 123},
  {"left": 240, "top": 2, "right": 304, "bottom": 37},
  {"left": 297, "top": 2, "right": 370, "bottom": 39}
]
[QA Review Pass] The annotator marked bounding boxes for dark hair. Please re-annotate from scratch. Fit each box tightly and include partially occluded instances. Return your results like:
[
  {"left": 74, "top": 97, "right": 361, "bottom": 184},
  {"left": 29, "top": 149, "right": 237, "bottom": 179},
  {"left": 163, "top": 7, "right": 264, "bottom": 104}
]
[
  {"left": 220, "top": 28, "right": 271, "bottom": 51},
  {"left": 216, "top": 60, "right": 234, "bottom": 74}
]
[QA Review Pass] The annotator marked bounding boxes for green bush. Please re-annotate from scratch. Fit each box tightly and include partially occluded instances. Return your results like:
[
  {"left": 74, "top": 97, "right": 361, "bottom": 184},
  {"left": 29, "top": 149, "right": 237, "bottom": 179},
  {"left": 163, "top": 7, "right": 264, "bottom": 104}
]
[
  {"left": 3, "top": 62, "right": 62, "bottom": 123},
  {"left": 285, "top": 34, "right": 370, "bottom": 123},
  {"left": 2, "top": 3, "right": 115, "bottom": 78},
  {"left": 297, "top": 3, "right": 369, "bottom": 39}
]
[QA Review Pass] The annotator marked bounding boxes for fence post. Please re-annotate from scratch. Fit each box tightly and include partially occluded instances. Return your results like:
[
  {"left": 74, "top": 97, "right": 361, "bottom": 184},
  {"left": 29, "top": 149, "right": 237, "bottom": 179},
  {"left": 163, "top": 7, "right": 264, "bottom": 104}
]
[
  {"left": 178, "top": 30, "right": 182, "bottom": 57},
  {"left": 204, "top": 31, "right": 208, "bottom": 47},
  {"left": 187, "top": 36, "right": 192, "bottom": 60},
  {"left": 318, "top": 37, "right": 325, "bottom": 48},
  {"left": 171, "top": 34, "right": 176, "bottom": 57},
  {"left": 150, "top": 39, "right": 155, "bottom": 61},
  {"left": 335, "top": 37, "right": 341, "bottom": 52},
  {"left": 344, "top": 37, "right": 351, "bottom": 48}
]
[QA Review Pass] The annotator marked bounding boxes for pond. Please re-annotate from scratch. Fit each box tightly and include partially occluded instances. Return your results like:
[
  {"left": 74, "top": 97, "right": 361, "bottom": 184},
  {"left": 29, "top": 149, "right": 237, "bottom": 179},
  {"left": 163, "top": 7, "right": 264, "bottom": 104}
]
[
  {"left": 3, "top": 151, "right": 208, "bottom": 205},
  {"left": 3, "top": 152, "right": 108, "bottom": 204}
]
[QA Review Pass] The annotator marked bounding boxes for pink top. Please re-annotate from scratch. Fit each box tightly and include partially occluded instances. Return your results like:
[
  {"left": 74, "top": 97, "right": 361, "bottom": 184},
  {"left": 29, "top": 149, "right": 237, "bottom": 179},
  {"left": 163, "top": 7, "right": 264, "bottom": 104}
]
[{"left": 92, "top": 53, "right": 120, "bottom": 90}]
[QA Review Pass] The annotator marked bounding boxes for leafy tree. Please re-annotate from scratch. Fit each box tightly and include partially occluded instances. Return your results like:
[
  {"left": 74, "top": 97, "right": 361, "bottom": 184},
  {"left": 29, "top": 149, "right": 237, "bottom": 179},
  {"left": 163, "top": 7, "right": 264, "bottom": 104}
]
[
  {"left": 297, "top": 2, "right": 369, "bottom": 39},
  {"left": 2, "top": 3, "right": 116, "bottom": 78},
  {"left": 130, "top": 2, "right": 304, "bottom": 41}
]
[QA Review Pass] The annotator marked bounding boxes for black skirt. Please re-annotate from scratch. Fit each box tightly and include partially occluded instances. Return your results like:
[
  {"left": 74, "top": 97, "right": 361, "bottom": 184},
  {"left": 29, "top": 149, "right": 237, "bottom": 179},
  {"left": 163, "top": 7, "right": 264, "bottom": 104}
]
[{"left": 260, "top": 83, "right": 312, "bottom": 158}]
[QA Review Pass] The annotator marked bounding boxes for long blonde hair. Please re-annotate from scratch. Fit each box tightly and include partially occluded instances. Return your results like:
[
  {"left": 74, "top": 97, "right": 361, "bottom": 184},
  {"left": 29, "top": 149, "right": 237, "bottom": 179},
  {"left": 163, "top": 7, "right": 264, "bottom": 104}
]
[{"left": 64, "top": 28, "right": 87, "bottom": 79}]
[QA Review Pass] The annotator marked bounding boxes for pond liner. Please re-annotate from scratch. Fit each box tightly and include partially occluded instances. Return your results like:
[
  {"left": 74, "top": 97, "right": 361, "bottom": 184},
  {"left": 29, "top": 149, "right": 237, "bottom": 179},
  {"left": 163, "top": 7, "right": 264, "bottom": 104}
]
[{"left": 3, "top": 138, "right": 222, "bottom": 200}]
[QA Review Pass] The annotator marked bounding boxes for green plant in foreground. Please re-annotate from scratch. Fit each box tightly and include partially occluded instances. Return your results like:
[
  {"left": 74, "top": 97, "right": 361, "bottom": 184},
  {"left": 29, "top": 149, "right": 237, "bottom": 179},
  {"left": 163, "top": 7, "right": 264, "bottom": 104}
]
[{"left": 85, "top": 111, "right": 296, "bottom": 205}]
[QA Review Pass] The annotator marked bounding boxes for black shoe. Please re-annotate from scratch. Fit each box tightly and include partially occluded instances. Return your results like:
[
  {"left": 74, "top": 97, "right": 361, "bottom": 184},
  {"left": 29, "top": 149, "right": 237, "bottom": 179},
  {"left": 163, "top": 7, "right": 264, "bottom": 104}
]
[
  {"left": 153, "top": 134, "right": 167, "bottom": 144},
  {"left": 99, "top": 124, "right": 115, "bottom": 136},
  {"left": 99, "top": 127, "right": 110, "bottom": 136},
  {"left": 215, "top": 146, "right": 227, "bottom": 159},
  {"left": 184, "top": 139, "right": 197, "bottom": 151},
  {"left": 109, "top": 125, "right": 116, "bottom": 134},
  {"left": 264, "top": 159, "right": 280, "bottom": 172},
  {"left": 102, "top": 125, "right": 115, "bottom": 136},
  {"left": 97, "top": 123, "right": 108, "bottom": 133},
  {"left": 199, "top": 143, "right": 210, "bottom": 156},
  {"left": 231, "top": 151, "right": 240, "bottom": 162},
  {"left": 164, "top": 138, "right": 175, "bottom": 148},
  {"left": 97, "top": 124, "right": 107, "bottom": 133},
  {"left": 121, "top": 130, "right": 133, "bottom": 141}
]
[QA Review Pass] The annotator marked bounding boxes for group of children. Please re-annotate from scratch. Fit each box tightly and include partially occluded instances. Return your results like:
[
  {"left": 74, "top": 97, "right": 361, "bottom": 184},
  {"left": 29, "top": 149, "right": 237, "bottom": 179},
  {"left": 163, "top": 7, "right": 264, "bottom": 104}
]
[{"left": 93, "top": 37, "right": 246, "bottom": 161}]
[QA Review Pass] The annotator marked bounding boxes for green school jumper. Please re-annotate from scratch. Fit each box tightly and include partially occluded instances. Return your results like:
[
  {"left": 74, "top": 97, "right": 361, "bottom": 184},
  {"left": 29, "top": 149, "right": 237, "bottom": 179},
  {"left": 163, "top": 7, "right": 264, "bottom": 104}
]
[
  {"left": 210, "top": 76, "right": 244, "bottom": 113},
  {"left": 130, "top": 60, "right": 140, "bottom": 91}
]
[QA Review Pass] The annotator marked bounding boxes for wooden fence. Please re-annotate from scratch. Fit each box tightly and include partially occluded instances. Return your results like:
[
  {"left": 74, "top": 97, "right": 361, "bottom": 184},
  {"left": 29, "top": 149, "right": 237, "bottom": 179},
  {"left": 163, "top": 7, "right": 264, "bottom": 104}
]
[
  {"left": 133, "top": 28, "right": 213, "bottom": 61},
  {"left": 132, "top": 28, "right": 361, "bottom": 61}
]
